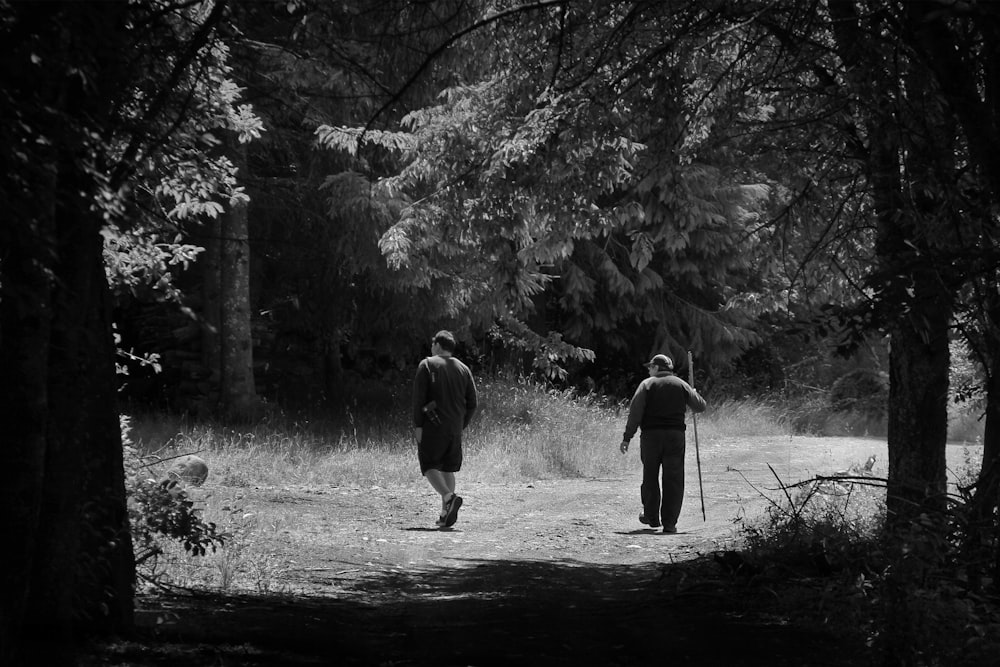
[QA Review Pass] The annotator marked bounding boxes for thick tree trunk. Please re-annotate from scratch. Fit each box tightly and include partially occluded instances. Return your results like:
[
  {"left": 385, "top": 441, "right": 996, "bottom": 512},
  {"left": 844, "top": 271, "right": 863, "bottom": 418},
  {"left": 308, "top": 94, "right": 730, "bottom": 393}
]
[
  {"left": 1, "top": 152, "right": 134, "bottom": 667},
  {"left": 872, "top": 177, "right": 953, "bottom": 667},
  {"left": 219, "top": 137, "right": 258, "bottom": 418},
  {"left": 199, "top": 134, "right": 258, "bottom": 418},
  {"left": 982, "top": 349, "right": 1000, "bottom": 507},
  {"left": 971, "top": 320, "right": 1000, "bottom": 593},
  {"left": 882, "top": 49, "right": 954, "bottom": 527},
  {"left": 0, "top": 161, "right": 57, "bottom": 666},
  {"left": 884, "top": 297, "right": 951, "bottom": 522},
  {"left": 903, "top": 0, "right": 1000, "bottom": 596},
  {"left": 864, "top": 123, "right": 951, "bottom": 527},
  {"left": 828, "top": 7, "right": 954, "bottom": 664},
  {"left": 25, "top": 159, "right": 134, "bottom": 650},
  {"left": 1, "top": 5, "right": 135, "bottom": 662}
]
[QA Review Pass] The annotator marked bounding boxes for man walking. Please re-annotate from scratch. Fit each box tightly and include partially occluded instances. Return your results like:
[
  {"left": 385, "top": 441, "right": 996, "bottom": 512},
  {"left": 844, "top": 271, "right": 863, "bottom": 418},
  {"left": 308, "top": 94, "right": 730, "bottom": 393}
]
[
  {"left": 413, "top": 330, "right": 478, "bottom": 528},
  {"left": 619, "top": 354, "right": 706, "bottom": 533}
]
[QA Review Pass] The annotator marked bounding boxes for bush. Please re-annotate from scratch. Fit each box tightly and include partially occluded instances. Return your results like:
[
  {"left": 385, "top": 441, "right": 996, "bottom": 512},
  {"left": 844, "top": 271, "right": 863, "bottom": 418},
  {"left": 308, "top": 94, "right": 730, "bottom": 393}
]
[
  {"left": 830, "top": 368, "right": 888, "bottom": 424},
  {"left": 122, "top": 416, "right": 226, "bottom": 583},
  {"left": 737, "top": 459, "right": 1000, "bottom": 667}
]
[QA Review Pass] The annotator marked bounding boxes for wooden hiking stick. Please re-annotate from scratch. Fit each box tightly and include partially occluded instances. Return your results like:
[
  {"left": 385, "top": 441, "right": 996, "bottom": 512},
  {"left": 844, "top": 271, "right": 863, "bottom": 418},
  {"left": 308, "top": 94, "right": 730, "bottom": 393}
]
[{"left": 688, "top": 350, "right": 706, "bottom": 521}]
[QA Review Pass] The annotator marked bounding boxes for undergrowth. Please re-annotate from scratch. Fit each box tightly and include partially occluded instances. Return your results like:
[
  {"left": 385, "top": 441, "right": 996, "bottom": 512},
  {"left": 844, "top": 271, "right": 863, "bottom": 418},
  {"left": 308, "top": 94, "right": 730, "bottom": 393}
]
[{"left": 735, "top": 457, "right": 999, "bottom": 667}]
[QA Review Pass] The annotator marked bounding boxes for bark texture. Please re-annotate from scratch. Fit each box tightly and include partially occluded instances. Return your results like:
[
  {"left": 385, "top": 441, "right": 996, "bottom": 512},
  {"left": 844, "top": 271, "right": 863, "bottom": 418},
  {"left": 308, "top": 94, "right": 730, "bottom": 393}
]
[
  {"left": 1, "top": 5, "right": 135, "bottom": 663},
  {"left": 219, "top": 137, "right": 258, "bottom": 418}
]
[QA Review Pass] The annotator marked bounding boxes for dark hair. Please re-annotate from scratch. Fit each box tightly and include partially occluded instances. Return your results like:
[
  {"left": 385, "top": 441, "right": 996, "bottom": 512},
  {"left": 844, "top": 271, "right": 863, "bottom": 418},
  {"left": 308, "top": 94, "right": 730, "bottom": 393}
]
[{"left": 433, "top": 330, "right": 457, "bottom": 353}]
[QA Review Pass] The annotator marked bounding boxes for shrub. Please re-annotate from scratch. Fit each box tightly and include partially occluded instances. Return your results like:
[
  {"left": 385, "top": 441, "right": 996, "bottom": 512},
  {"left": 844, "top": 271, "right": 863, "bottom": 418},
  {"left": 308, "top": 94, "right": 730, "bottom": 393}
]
[
  {"left": 737, "top": 459, "right": 1000, "bottom": 667},
  {"left": 122, "top": 416, "right": 226, "bottom": 583},
  {"left": 829, "top": 368, "right": 888, "bottom": 417}
]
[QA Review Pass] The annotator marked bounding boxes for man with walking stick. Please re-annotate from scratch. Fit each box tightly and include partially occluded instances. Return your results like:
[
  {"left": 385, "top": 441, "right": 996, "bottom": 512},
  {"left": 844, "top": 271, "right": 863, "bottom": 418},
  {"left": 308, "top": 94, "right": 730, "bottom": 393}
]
[{"left": 619, "top": 354, "right": 707, "bottom": 533}]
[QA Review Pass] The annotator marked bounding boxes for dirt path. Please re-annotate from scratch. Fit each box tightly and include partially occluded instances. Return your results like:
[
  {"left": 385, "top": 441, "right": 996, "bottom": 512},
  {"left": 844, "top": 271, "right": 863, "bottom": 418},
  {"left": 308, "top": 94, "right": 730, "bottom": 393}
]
[
  {"left": 243, "top": 434, "right": 897, "bottom": 598},
  {"left": 268, "top": 477, "right": 744, "bottom": 598},
  {"left": 112, "top": 438, "right": 909, "bottom": 665},
  {"left": 123, "top": 477, "right": 861, "bottom": 666}
]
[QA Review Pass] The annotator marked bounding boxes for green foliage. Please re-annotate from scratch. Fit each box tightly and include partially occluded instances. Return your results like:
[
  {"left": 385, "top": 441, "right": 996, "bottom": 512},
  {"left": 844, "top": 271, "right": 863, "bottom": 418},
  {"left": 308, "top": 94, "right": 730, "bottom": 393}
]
[
  {"left": 829, "top": 368, "right": 888, "bottom": 420},
  {"left": 877, "top": 511, "right": 1000, "bottom": 667},
  {"left": 127, "top": 472, "right": 226, "bottom": 561},
  {"left": 103, "top": 226, "right": 204, "bottom": 303},
  {"left": 950, "top": 338, "right": 985, "bottom": 410},
  {"left": 105, "top": 22, "right": 263, "bottom": 304},
  {"left": 122, "top": 417, "right": 226, "bottom": 581},
  {"left": 313, "top": 2, "right": 778, "bottom": 372},
  {"left": 213, "top": 1, "right": 483, "bottom": 375},
  {"left": 487, "top": 321, "right": 595, "bottom": 381},
  {"left": 739, "top": 460, "right": 1000, "bottom": 667}
]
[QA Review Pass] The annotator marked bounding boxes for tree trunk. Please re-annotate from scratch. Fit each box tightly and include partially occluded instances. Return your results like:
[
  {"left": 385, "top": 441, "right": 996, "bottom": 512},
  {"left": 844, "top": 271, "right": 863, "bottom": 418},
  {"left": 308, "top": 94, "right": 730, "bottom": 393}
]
[
  {"left": 0, "top": 153, "right": 57, "bottom": 667},
  {"left": 884, "top": 299, "right": 951, "bottom": 521},
  {"left": 219, "top": 137, "right": 258, "bottom": 419},
  {"left": 1, "top": 5, "right": 136, "bottom": 662},
  {"left": 202, "top": 204, "right": 223, "bottom": 406},
  {"left": 902, "top": 0, "right": 1000, "bottom": 595},
  {"left": 870, "top": 148, "right": 953, "bottom": 667},
  {"left": 197, "top": 131, "right": 258, "bottom": 418},
  {"left": 970, "top": 309, "right": 1000, "bottom": 593},
  {"left": 987, "top": 358, "right": 1000, "bottom": 594},
  {"left": 0, "top": 123, "right": 134, "bottom": 667},
  {"left": 828, "top": 7, "right": 953, "bottom": 664},
  {"left": 882, "top": 45, "right": 954, "bottom": 527},
  {"left": 25, "top": 155, "right": 134, "bottom": 649}
]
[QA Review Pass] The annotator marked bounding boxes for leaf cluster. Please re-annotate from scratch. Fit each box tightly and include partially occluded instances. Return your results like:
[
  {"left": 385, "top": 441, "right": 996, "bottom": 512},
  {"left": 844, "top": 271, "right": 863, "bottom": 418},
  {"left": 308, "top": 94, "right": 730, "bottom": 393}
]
[
  {"left": 122, "top": 420, "right": 225, "bottom": 575},
  {"left": 313, "top": 1, "right": 797, "bottom": 374},
  {"left": 126, "top": 470, "right": 226, "bottom": 566}
]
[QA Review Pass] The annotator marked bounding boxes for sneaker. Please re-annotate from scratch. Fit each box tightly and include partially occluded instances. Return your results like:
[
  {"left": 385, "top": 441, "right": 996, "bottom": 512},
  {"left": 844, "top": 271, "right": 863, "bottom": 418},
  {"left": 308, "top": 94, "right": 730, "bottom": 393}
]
[
  {"left": 435, "top": 514, "right": 447, "bottom": 528},
  {"left": 639, "top": 514, "right": 661, "bottom": 528},
  {"left": 662, "top": 525, "right": 677, "bottom": 534},
  {"left": 443, "top": 494, "right": 463, "bottom": 527}
]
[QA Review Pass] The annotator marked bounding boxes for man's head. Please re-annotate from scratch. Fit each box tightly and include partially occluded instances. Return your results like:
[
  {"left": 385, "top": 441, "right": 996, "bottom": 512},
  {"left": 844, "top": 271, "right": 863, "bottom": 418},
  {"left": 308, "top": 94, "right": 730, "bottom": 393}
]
[
  {"left": 432, "top": 330, "right": 457, "bottom": 354},
  {"left": 644, "top": 354, "right": 673, "bottom": 372}
]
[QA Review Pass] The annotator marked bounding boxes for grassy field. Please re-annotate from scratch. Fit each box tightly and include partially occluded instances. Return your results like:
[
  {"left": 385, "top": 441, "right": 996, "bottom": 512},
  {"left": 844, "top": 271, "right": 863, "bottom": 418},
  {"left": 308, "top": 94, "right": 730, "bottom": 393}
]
[
  {"left": 126, "top": 377, "right": 986, "bottom": 591},
  {"left": 128, "top": 376, "right": 984, "bottom": 489},
  {"left": 121, "top": 377, "right": 996, "bottom": 666}
]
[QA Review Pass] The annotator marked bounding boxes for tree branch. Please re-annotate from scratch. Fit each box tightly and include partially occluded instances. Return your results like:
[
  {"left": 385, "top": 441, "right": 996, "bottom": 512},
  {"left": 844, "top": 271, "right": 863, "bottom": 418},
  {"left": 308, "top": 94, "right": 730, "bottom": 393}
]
[
  {"left": 362, "top": 0, "right": 568, "bottom": 135},
  {"left": 110, "top": 0, "right": 229, "bottom": 188}
]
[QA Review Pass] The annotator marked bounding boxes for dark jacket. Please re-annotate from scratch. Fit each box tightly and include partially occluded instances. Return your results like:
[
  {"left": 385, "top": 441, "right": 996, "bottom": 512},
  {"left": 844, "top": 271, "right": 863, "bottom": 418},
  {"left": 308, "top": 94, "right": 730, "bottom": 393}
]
[
  {"left": 412, "top": 355, "right": 478, "bottom": 433},
  {"left": 623, "top": 371, "right": 706, "bottom": 441}
]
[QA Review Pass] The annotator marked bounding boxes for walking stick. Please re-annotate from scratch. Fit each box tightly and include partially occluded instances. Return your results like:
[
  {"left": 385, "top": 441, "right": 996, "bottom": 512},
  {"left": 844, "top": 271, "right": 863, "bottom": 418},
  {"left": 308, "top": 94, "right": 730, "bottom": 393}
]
[{"left": 688, "top": 350, "right": 706, "bottom": 521}]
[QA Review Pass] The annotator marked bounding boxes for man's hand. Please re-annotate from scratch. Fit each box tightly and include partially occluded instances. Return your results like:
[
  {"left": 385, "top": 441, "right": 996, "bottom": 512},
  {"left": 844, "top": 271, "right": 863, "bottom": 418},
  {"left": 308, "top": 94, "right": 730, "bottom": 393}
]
[
  {"left": 414, "top": 427, "right": 422, "bottom": 443},
  {"left": 620, "top": 439, "right": 629, "bottom": 454}
]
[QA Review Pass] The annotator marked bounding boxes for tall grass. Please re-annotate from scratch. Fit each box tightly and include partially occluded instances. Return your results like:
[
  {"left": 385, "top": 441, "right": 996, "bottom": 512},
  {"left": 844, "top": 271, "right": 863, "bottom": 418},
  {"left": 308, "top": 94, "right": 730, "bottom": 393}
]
[
  {"left": 128, "top": 376, "right": 651, "bottom": 591},
  {"left": 122, "top": 377, "right": 829, "bottom": 592},
  {"left": 697, "top": 398, "right": 795, "bottom": 438},
  {"left": 128, "top": 377, "right": 800, "bottom": 489}
]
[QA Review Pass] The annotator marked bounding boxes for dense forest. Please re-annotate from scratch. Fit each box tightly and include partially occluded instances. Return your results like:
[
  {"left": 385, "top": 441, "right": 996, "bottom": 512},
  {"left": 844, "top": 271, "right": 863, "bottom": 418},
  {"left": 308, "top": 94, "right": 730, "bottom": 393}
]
[{"left": 1, "top": 1, "right": 999, "bottom": 664}]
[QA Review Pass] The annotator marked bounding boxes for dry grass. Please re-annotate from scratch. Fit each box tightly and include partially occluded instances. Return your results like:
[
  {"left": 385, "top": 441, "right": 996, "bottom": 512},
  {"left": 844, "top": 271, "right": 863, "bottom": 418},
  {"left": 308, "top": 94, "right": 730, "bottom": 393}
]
[
  {"left": 129, "top": 378, "right": 796, "bottom": 489},
  {"left": 124, "top": 377, "right": 813, "bottom": 591},
  {"left": 698, "top": 398, "right": 795, "bottom": 438}
]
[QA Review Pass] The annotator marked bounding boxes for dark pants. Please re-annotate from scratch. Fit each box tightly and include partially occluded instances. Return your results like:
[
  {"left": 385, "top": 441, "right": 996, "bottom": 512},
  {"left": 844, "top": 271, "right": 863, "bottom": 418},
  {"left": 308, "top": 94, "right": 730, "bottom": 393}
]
[
  {"left": 640, "top": 429, "right": 686, "bottom": 529},
  {"left": 418, "top": 428, "right": 463, "bottom": 474}
]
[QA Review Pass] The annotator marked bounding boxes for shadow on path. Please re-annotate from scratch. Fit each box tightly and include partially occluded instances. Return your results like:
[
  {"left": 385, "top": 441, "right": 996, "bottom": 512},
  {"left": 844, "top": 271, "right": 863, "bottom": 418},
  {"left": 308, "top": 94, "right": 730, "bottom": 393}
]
[{"left": 97, "top": 556, "right": 863, "bottom": 666}]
